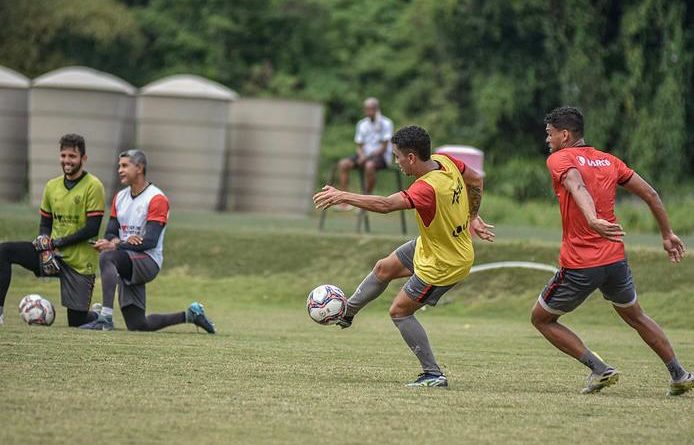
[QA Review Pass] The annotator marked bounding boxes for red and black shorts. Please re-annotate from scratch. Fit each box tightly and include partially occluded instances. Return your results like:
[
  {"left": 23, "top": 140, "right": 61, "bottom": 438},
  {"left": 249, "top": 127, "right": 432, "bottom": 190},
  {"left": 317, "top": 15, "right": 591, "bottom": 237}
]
[{"left": 538, "top": 260, "right": 637, "bottom": 315}]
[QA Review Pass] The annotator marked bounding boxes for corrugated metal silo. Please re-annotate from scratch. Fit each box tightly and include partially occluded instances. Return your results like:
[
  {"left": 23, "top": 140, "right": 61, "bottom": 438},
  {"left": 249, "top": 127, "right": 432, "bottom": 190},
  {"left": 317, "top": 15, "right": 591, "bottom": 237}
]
[
  {"left": 0, "top": 66, "right": 30, "bottom": 202},
  {"left": 224, "top": 99, "right": 324, "bottom": 214},
  {"left": 29, "top": 66, "right": 136, "bottom": 205},
  {"left": 137, "top": 75, "right": 237, "bottom": 210}
]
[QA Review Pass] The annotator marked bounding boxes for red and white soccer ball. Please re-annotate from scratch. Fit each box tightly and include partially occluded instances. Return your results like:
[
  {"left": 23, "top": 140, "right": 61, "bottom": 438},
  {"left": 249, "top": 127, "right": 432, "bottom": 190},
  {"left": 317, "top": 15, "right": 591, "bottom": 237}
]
[
  {"left": 18, "top": 294, "right": 55, "bottom": 326},
  {"left": 306, "top": 284, "right": 347, "bottom": 325}
]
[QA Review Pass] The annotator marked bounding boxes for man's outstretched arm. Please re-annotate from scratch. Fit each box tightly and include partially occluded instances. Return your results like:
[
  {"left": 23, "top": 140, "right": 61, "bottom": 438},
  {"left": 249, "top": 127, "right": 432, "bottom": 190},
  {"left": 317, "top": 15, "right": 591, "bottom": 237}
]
[
  {"left": 621, "top": 173, "right": 685, "bottom": 262},
  {"left": 562, "top": 168, "right": 625, "bottom": 242},
  {"left": 314, "top": 185, "right": 407, "bottom": 214}
]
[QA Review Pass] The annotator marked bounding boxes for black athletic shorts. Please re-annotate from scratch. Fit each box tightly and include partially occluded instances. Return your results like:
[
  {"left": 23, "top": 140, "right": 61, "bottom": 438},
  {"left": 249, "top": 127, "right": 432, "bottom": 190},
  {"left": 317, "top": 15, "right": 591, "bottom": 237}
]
[
  {"left": 349, "top": 154, "right": 388, "bottom": 170},
  {"left": 538, "top": 259, "right": 637, "bottom": 315}
]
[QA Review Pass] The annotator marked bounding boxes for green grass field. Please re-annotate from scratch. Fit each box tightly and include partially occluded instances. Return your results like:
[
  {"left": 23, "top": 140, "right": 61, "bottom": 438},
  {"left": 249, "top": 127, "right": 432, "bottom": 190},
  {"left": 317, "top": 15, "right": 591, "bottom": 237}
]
[{"left": 1, "top": 205, "right": 692, "bottom": 444}]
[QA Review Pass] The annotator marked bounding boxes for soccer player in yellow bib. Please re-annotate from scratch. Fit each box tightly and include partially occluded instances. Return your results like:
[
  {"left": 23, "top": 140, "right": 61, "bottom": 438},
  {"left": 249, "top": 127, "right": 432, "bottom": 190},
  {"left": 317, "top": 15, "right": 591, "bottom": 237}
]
[{"left": 314, "top": 125, "right": 494, "bottom": 387}]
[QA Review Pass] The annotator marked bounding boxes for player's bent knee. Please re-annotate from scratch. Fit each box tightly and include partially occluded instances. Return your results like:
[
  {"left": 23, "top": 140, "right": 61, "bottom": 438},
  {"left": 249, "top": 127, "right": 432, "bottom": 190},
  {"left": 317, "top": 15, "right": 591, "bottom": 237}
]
[
  {"left": 389, "top": 301, "right": 417, "bottom": 319},
  {"left": 530, "top": 304, "right": 553, "bottom": 328},
  {"left": 373, "top": 258, "right": 396, "bottom": 281},
  {"left": 389, "top": 304, "right": 406, "bottom": 319}
]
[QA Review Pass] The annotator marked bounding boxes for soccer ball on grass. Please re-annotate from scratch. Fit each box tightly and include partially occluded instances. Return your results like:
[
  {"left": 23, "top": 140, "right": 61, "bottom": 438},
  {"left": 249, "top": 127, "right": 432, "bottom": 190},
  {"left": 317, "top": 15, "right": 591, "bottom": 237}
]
[
  {"left": 18, "top": 294, "right": 56, "bottom": 326},
  {"left": 306, "top": 284, "right": 347, "bottom": 325}
]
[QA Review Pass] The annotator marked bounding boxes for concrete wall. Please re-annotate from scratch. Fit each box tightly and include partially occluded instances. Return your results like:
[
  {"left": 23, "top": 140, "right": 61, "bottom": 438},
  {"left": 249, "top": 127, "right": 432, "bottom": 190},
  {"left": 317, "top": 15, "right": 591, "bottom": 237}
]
[
  {"left": 137, "top": 75, "right": 237, "bottom": 211},
  {"left": 29, "top": 67, "right": 135, "bottom": 205},
  {"left": 225, "top": 99, "right": 324, "bottom": 214},
  {"left": 0, "top": 66, "right": 30, "bottom": 202},
  {"left": 2, "top": 66, "right": 328, "bottom": 215}
]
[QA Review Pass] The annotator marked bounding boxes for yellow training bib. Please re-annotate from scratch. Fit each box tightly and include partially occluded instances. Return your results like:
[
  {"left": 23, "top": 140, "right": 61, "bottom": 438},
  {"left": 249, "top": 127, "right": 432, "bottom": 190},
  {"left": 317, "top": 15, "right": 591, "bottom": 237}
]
[{"left": 412, "top": 154, "right": 474, "bottom": 285}]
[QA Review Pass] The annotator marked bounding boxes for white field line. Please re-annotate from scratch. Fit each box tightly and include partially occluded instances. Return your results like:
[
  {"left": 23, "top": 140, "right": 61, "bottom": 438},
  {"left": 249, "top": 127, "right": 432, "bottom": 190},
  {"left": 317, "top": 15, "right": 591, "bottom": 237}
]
[{"left": 470, "top": 261, "right": 558, "bottom": 274}]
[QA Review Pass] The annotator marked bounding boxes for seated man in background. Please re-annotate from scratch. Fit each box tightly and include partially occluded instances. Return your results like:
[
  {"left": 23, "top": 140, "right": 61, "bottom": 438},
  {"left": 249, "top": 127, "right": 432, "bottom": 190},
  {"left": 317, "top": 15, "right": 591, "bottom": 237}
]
[{"left": 335, "top": 97, "right": 394, "bottom": 208}]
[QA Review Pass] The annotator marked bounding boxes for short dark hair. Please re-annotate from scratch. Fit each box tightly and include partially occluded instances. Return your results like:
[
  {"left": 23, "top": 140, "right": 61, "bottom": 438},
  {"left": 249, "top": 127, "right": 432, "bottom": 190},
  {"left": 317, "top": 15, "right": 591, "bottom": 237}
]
[
  {"left": 119, "top": 149, "right": 147, "bottom": 175},
  {"left": 59, "top": 134, "right": 86, "bottom": 156},
  {"left": 544, "top": 106, "right": 584, "bottom": 138},
  {"left": 391, "top": 125, "right": 431, "bottom": 161}
]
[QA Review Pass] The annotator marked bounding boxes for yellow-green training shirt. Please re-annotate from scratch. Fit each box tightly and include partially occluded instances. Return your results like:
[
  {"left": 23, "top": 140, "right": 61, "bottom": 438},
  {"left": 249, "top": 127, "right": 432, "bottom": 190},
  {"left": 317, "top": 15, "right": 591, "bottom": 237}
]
[{"left": 40, "top": 173, "right": 105, "bottom": 275}]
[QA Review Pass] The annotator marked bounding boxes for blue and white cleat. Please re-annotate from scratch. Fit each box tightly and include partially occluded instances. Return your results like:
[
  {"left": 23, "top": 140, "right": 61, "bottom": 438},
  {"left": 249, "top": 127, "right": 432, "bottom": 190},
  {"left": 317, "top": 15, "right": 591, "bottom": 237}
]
[
  {"left": 581, "top": 368, "right": 620, "bottom": 394},
  {"left": 79, "top": 315, "right": 114, "bottom": 331},
  {"left": 406, "top": 373, "right": 449, "bottom": 388},
  {"left": 186, "top": 302, "right": 216, "bottom": 334}
]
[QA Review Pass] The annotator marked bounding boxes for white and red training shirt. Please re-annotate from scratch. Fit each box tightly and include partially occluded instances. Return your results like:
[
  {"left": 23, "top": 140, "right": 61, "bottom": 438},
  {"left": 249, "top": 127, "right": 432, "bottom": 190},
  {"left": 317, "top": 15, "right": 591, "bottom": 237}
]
[{"left": 111, "top": 184, "right": 169, "bottom": 268}]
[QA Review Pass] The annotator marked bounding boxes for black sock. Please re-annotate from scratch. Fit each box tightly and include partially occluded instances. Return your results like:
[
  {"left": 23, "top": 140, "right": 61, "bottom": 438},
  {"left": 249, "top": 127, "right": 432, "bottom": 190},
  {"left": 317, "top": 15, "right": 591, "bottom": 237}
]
[
  {"left": 67, "top": 309, "right": 98, "bottom": 327},
  {"left": 667, "top": 358, "right": 687, "bottom": 381},
  {"left": 122, "top": 305, "right": 185, "bottom": 332}
]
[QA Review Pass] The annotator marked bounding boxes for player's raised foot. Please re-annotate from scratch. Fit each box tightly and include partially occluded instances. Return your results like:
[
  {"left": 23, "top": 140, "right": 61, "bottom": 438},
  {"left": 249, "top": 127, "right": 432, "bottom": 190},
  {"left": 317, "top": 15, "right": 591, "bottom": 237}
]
[
  {"left": 335, "top": 315, "right": 353, "bottom": 329},
  {"left": 406, "top": 373, "right": 448, "bottom": 388},
  {"left": 581, "top": 368, "right": 620, "bottom": 394},
  {"left": 186, "top": 302, "right": 216, "bottom": 334},
  {"left": 79, "top": 315, "right": 114, "bottom": 331},
  {"left": 668, "top": 372, "right": 694, "bottom": 396}
]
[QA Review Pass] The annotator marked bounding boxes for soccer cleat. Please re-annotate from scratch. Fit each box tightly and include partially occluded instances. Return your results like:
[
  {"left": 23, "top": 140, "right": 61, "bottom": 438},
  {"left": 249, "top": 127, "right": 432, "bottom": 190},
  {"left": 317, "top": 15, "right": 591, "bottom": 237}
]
[
  {"left": 668, "top": 373, "right": 694, "bottom": 396},
  {"left": 335, "top": 315, "right": 353, "bottom": 329},
  {"left": 186, "top": 302, "right": 216, "bottom": 334},
  {"left": 91, "top": 302, "right": 103, "bottom": 314},
  {"left": 406, "top": 373, "right": 449, "bottom": 388},
  {"left": 79, "top": 315, "right": 114, "bottom": 331},
  {"left": 581, "top": 368, "right": 620, "bottom": 394}
]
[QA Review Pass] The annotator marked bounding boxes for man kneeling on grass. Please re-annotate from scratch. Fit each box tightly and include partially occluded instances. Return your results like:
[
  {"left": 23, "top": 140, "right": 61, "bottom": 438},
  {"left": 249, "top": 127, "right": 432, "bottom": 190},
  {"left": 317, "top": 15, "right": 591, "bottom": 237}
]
[{"left": 80, "top": 149, "right": 215, "bottom": 334}]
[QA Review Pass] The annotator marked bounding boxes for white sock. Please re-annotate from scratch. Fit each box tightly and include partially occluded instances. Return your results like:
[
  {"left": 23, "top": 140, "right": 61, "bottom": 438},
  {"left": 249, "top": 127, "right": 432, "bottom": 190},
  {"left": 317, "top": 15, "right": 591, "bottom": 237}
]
[{"left": 101, "top": 307, "right": 113, "bottom": 317}]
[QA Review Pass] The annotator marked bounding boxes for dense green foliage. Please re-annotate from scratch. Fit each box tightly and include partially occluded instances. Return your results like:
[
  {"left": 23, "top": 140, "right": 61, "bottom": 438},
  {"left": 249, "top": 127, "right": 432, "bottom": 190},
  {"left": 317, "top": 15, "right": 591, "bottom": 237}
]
[{"left": 0, "top": 0, "right": 692, "bottom": 193}]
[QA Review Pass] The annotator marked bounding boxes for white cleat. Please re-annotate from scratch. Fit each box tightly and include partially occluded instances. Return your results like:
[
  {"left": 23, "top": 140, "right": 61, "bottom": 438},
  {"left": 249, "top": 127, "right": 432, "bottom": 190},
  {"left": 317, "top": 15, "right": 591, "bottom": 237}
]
[
  {"left": 582, "top": 368, "right": 620, "bottom": 394},
  {"left": 669, "top": 373, "right": 694, "bottom": 397}
]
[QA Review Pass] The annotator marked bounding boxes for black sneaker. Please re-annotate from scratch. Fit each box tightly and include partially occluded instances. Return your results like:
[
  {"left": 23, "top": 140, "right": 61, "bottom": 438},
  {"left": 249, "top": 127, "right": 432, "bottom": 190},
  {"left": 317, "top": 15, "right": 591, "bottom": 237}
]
[
  {"left": 335, "top": 315, "right": 353, "bottom": 329},
  {"left": 406, "top": 373, "right": 448, "bottom": 388}
]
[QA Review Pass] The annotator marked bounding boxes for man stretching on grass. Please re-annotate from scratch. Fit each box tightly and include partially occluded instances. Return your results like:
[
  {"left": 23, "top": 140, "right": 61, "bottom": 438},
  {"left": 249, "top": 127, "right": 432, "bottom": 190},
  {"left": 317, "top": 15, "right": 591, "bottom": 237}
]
[
  {"left": 531, "top": 106, "right": 692, "bottom": 396},
  {"left": 314, "top": 125, "right": 495, "bottom": 387},
  {"left": 0, "top": 134, "right": 104, "bottom": 327},
  {"left": 80, "top": 150, "right": 215, "bottom": 333}
]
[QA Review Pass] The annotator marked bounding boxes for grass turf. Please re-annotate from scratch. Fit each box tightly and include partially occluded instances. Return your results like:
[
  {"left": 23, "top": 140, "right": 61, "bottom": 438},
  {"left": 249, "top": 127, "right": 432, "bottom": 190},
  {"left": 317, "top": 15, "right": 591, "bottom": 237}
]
[{"left": 0, "top": 205, "right": 692, "bottom": 444}]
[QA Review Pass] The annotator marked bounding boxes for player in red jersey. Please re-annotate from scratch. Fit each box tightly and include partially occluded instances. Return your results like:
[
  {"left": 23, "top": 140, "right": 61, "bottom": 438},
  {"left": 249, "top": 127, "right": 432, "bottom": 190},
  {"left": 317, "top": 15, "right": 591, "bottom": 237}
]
[{"left": 531, "top": 106, "right": 692, "bottom": 396}]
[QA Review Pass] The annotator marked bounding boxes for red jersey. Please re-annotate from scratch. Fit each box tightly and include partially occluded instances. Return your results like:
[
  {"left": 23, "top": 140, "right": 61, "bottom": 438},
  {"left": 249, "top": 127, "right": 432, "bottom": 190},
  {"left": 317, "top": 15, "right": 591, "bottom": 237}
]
[{"left": 546, "top": 146, "right": 634, "bottom": 269}]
